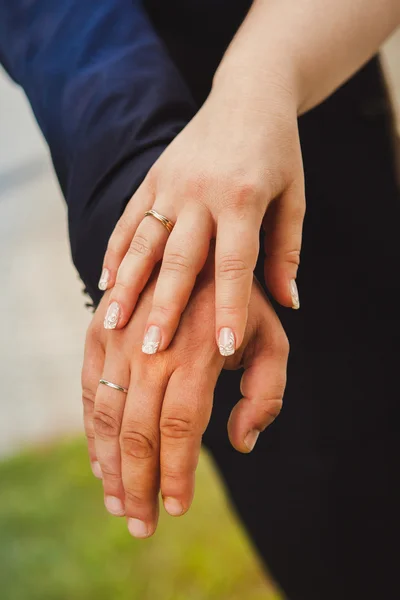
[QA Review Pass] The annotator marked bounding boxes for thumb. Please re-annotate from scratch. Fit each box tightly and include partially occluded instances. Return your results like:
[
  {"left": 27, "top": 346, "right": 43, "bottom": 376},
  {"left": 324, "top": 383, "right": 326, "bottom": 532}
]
[
  {"left": 227, "top": 299, "right": 289, "bottom": 453},
  {"left": 263, "top": 179, "right": 305, "bottom": 310}
]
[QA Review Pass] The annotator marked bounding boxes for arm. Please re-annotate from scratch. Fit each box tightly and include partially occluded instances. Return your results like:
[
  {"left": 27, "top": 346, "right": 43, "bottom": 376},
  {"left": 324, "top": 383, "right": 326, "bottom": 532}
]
[
  {"left": 214, "top": 0, "right": 400, "bottom": 115},
  {"left": 0, "top": 0, "right": 196, "bottom": 303}
]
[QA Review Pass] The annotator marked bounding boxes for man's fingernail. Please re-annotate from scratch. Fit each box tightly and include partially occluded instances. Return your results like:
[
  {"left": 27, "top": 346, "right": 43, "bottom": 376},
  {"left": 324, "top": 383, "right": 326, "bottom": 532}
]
[
  {"left": 91, "top": 461, "right": 103, "bottom": 479},
  {"left": 142, "top": 325, "right": 161, "bottom": 355},
  {"left": 105, "top": 496, "right": 125, "bottom": 517},
  {"left": 218, "top": 327, "right": 236, "bottom": 357},
  {"left": 290, "top": 279, "right": 300, "bottom": 310},
  {"left": 244, "top": 429, "right": 260, "bottom": 452},
  {"left": 104, "top": 301, "right": 120, "bottom": 329},
  {"left": 98, "top": 268, "right": 110, "bottom": 291},
  {"left": 128, "top": 518, "right": 149, "bottom": 538},
  {"left": 163, "top": 497, "right": 184, "bottom": 516}
]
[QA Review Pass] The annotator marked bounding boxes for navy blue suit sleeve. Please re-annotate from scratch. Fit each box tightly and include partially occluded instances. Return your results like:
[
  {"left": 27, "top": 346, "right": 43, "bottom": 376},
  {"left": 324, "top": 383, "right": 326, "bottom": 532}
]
[{"left": 0, "top": 0, "right": 197, "bottom": 304}]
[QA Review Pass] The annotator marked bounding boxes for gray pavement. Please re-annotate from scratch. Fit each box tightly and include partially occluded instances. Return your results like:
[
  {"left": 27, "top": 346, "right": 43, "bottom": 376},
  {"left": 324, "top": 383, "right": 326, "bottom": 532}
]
[
  {"left": 0, "top": 69, "right": 90, "bottom": 457},
  {"left": 0, "top": 32, "right": 399, "bottom": 458}
]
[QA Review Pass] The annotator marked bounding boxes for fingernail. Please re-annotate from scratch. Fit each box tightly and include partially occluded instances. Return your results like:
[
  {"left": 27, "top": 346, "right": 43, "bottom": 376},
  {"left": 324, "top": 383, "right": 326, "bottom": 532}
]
[
  {"left": 105, "top": 496, "right": 125, "bottom": 517},
  {"left": 104, "top": 301, "right": 120, "bottom": 329},
  {"left": 98, "top": 268, "right": 110, "bottom": 291},
  {"left": 218, "top": 327, "right": 236, "bottom": 357},
  {"left": 244, "top": 429, "right": 260, "bottom": 452},
  {"left": 290, "top": 279, "right": 300, "bottom": 310},
  {"left": 91, "top": 461, "right": 103, "bottom": 479},
  {"left": 163, "top": 497, "right": 184, "bottom": 516},
  {"left": 142, "top": 325, "right": 161, "bottom": 355},
  {"left": 128, "top": 518, "right": 149, "bottom": 538}
]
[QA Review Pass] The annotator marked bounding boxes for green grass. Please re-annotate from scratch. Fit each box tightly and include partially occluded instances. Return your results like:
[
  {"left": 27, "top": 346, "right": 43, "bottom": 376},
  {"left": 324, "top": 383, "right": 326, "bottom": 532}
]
[{"left": 0, "top": 438, "right": 281, "bottom": 600}]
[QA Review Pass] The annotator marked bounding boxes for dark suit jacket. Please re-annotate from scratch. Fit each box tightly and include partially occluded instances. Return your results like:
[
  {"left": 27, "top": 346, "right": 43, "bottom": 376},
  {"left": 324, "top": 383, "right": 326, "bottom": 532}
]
[{"left": 0, "top": 0, "right": 254, "bottom": 304}]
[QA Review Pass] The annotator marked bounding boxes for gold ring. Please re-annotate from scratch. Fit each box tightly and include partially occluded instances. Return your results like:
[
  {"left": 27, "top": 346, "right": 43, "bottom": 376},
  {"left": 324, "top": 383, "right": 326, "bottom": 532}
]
[{"left": 144, "top": 209, "right": 174, "bottom": 234}]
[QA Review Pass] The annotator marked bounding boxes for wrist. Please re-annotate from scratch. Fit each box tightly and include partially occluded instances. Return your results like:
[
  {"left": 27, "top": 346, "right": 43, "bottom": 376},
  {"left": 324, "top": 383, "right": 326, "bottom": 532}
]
[{"left": 211, "top": 57, "right": 300, "bottom": 121}]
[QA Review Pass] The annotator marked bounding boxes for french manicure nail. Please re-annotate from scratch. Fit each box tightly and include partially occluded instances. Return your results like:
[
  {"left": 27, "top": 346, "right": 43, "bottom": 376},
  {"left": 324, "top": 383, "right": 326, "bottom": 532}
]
[
  {"left": 98, "top": 268, "right": 110, "bottom": 291},
  {"left": 104, "top": 301, "right": 120, "bottom": 329},
  {"left": 290, "top": 279, "right": 300, "bottom": 310},
  {"left": 91, "top": 461, "right": 103, "bottom": 479},
  {"left": 142, "top": 325, "right": 161, "bottom": 355},
  {"left": 244, "top": 429, "right": 260, "bottom": 452},
  {"left": 218, "top": 327, "right": 236, "bottom": 357},
  {"left": 163, "top": 497, "right": 184, "bottom": 516},
  {"left": 105, "top": 496, "right": 125, "bottom": 516},
  {"left": 128, "top": 518, "right": 149, "bottom": 538}
]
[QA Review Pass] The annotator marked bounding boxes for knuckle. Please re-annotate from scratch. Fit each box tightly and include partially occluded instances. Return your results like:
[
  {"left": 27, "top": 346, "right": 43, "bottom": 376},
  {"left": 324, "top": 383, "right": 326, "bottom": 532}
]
[
  {"left": 265, "top": 329, "right": 290, "bottom": 361},
  {"left": 82, "top": 387, "right": 96, "bottom": 412},
  {"left": 93, "top": 404, "right": 121, "bottom": 438},
  {"left": 160, "top": 414, "right": 195, "bottom": 440},
  {"left": 151, "top": 302, "right": 178, "bottom": 319},
  {"left": 120, "top": 427, "right": 156, "bottom": 460},
  {"left": 275, "top": 330, "right": 290, "bottom": 360},
  {"left": 124, "top": 489, "right": 148, "bottom": 509},
  {"left": 128, "top": 234, "right": 154, "bottom": 259},
  {"left": 99, "top": 466, "right": 120, "bottom": 481},
  {"left": 284, "top": 249, "right": 301, "bottom": 267},
  {"left": 85, "top": 428, "right": 95, "bottom": 443},
  {"left": 262, "top": 397, "right": 284, "bottom": 423},
  {"left": 217, "top": 254, "right": 250, "bottom": 281},
  {"left": 162, "top": 250, "right": 191, "bottom": 276},
  {"left": 223, "top": 177, "right": 264, "bottom": 212},
  {"left": 232, "top": 179, "right": 260, "bottom": 204},
  {"left": 161, "top": 465, "right": 187, "bottom": 482}
]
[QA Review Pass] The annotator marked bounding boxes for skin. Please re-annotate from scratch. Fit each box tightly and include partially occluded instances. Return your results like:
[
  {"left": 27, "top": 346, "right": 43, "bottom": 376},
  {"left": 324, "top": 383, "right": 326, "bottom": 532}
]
[
  {"left": 82, "top": 256, "right": 288, "bottom": 538},
  {"left": 83, "top": 0, "right": 400, "bottom": 537},
  {"left": 99, "top": 0, "right": 400, "bottom": 357}
]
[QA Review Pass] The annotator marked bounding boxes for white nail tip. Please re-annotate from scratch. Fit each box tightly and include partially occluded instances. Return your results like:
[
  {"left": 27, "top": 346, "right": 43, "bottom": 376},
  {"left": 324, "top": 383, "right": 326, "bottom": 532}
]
[
  {"left": 142, "top": 326, "right": 161, "bottom": 355},
  {"left": 218, "top": 327, "right": 236, "bottom": 357},
  {"left": 290, "top": 279, "right": 300, "bottom": 310},
  {"left": 98, "top": 268, "right": 110, "bottom": 291},
  {"left": 103, "top": 301, "right": 120, "bottom": 329}
]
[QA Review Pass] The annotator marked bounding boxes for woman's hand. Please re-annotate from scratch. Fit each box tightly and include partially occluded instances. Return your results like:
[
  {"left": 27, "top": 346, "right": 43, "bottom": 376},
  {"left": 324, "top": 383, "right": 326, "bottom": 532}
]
[
  {"left": 83, "top": 255, "right": 288, "bottom": 538},
  {"left": 99, "top": 75, "right": 304, "bottom": 357}
]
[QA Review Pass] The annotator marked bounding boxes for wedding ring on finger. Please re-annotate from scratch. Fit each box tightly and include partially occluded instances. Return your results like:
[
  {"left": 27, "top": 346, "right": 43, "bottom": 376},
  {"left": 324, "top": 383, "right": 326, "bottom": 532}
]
[
  {"left": 99, "top": 379, "right": 128, "bottom": 394},
  {"left": 144, "top": 209, "right": 175, "bottom": 234}
]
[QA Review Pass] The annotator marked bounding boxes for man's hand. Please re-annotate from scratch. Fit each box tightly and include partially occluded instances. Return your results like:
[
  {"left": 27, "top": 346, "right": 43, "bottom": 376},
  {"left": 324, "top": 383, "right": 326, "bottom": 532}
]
[{"left": 82, "top": 255, "right": 288, "bottom": 538}]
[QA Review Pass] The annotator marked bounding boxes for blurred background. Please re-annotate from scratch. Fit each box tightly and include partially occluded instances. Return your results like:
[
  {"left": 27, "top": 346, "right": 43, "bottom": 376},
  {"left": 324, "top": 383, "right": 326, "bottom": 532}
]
[{"left": 1, "top": 33, "right": 399, "bottom": 600}]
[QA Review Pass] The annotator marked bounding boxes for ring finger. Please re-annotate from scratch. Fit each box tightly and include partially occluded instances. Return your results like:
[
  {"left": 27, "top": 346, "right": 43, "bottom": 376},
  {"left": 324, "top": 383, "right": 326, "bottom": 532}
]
[
  {"left": 120, "top": 357, "right": 167, "bottom": 538},
  {"left": 93, "top": 351, "right": 130, "bottom": 517}
]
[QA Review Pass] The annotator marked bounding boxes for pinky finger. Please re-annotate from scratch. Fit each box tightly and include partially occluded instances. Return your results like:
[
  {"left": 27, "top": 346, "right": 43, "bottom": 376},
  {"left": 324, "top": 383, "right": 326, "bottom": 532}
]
[{"left": 81, "top": 323, "right": 105, "bottom": 478}]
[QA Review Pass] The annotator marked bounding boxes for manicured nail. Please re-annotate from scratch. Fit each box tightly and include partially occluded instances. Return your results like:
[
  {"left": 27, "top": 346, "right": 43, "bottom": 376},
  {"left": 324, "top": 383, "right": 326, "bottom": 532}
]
[
  {"left": 290, "top": 279, "right": 300, "bottom": 310},
  {"left": 142, "top": 325, "right": 161, "bottom": 355},
  {"left": 128, "top": 518, "right": 149, "bottom": 538},
  {"left": 104, "top": 301, "right": 120, "bottom": 329},
  {"left": 98, "top": 268, "right": 110, "bottom": 291},
  {"left": 218, "top": 327, "right": 236, "bottom": 357},
  {"left": 105, "top": 496, "right": 125, "bottom": 517},
  {"left": 244, "top": 429, "right": 260, "bottom": 452},
  {"left": 163, "top": 497, "right": 184, "bottom": 516},
  {"left": 91, "top": 461, "right": 102, "bottom": 479}
]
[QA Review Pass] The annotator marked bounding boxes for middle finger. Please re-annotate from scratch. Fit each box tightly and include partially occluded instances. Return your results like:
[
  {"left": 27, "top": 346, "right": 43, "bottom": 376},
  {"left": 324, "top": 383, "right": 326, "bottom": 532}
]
[{"left": 120, "top": 356, "right": 168, "bottom": 538}]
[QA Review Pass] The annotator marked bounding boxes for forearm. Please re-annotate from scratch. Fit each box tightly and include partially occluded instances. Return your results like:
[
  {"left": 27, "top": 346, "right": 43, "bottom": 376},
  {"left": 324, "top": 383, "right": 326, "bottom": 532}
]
[{"left": 214, "top": 0, "right": 400, "bottom": 114}]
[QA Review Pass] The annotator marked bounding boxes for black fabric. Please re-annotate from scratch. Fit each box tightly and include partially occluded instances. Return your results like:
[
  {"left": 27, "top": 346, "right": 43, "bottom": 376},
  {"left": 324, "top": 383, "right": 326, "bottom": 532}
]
[{"left": 203, "top": 59, "right": 400, "bottom": 599}]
